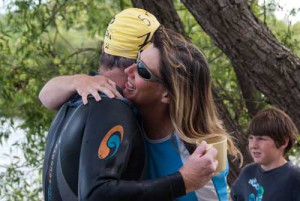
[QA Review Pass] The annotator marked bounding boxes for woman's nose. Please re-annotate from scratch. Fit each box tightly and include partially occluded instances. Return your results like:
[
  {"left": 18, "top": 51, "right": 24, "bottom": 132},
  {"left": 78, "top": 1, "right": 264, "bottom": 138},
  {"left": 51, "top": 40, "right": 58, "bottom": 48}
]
[{"left": 124, "top": 63, "right": 136, "bottom": 76}]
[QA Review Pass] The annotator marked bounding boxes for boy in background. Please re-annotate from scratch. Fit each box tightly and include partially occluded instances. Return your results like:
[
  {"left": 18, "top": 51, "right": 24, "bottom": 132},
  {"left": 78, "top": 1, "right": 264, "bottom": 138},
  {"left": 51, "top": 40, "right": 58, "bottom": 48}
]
[{"left": 231, "top": 107, "right": 300, "bottom": 201}]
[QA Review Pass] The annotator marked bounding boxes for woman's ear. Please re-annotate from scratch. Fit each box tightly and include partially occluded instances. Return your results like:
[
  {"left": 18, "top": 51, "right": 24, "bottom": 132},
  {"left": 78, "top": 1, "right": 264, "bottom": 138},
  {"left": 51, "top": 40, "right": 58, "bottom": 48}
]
[{"left": 161, "top": 90, "right": 169, "bottom": 104}]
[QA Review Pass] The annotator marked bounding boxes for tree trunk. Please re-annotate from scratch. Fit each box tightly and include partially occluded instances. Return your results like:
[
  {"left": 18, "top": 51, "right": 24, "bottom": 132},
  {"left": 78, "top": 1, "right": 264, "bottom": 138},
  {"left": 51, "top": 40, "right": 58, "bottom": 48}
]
[
  {"left": 181, "top": 0, "right": 300, "bottom": 129},
  {"left": 235, "top": 66, "right": 262, "bottom": 118},
  {"left": 212, "top": 87, "right": 253, "bottom": 185},
  {"left": 131, "top": 0, "right": 186, "bottom": 36}
]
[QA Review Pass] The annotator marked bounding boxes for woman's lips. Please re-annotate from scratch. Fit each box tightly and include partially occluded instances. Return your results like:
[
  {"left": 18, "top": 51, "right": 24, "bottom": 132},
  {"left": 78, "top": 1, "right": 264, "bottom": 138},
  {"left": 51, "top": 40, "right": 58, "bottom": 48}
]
[{"left": 125, "top": 81, "right": 136, "bottom": 91}]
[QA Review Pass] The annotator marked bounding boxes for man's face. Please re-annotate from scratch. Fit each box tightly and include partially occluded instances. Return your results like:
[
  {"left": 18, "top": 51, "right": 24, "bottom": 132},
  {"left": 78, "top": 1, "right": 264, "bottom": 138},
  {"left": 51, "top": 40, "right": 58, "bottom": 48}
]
[{"left": 99, "top": 67, "right": 129, "bottom": 90}]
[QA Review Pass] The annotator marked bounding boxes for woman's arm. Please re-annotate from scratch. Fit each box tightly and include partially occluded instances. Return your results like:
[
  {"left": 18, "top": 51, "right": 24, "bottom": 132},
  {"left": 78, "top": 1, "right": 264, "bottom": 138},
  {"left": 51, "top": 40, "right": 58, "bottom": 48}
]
[{"left": 39, "top": 74, "right": 122, "bottom": 110}]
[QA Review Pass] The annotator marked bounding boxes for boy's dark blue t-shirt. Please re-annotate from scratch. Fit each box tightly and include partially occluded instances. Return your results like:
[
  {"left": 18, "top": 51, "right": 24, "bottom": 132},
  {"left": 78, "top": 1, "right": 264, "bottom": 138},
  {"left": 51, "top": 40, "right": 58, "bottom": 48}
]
[{"left": 231, "top": 162, "right": 300, "bottom": 201}]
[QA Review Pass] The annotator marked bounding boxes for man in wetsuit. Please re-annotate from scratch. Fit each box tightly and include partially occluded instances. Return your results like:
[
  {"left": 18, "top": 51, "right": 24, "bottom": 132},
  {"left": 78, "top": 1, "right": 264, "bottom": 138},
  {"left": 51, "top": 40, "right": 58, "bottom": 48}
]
[{"left": 41, "top": 8, "right": 217, "bottom": 201}]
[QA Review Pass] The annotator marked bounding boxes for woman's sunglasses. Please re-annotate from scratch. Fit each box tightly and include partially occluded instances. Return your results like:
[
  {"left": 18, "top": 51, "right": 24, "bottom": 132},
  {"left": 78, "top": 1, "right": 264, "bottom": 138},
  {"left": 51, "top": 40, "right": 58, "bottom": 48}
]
[{"left": 136, "top": 51, "right": 163, "bottom": 83}]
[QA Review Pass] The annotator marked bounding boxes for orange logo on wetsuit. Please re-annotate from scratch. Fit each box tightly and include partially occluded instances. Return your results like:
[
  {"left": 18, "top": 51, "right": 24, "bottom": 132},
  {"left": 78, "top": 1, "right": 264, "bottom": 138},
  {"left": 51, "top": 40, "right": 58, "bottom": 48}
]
[{"left": 98, "top": 125, "right": 124, "bottom": 160}]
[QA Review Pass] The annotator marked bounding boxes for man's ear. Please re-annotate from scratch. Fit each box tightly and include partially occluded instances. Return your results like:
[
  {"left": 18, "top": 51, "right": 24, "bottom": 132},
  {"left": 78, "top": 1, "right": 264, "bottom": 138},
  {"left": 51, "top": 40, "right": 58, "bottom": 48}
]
[{"left": 161, "top": 90, "right": 169, "bottom": 104}]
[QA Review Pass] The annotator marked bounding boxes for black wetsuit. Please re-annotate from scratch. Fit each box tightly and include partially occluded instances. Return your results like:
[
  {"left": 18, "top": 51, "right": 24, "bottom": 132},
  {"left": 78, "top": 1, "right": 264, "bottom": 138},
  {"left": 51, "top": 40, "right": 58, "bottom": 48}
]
[{"left": 42, "top": 94, "right": 185, "bottom": 201}]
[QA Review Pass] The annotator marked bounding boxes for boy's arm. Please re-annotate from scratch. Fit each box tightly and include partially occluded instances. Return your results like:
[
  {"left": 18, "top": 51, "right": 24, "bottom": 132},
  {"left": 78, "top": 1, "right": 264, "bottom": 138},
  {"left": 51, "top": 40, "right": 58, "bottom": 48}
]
[{"left": 39, "top": 74, "right": 121, "bottom": 110}]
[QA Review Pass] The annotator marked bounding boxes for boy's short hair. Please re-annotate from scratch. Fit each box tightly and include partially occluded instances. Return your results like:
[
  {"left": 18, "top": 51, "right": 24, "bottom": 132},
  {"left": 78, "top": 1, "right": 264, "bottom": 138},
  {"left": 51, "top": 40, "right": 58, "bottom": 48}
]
[{"left": 247, "top": 107, "right": 298, "bottom": 154}]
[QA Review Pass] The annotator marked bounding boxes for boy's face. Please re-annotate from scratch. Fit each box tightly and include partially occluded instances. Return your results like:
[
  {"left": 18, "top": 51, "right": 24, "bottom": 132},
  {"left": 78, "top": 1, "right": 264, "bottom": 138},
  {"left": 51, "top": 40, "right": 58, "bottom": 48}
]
[{"left": 248, "top": 135, "right": 286, "bottom": 171}]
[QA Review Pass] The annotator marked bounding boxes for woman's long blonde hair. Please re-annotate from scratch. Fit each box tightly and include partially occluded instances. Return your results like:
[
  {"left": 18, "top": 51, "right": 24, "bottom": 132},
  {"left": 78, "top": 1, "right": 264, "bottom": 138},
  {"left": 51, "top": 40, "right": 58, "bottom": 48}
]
[{"left": 153, "top": 26, "right": 242, "bottom": 162}]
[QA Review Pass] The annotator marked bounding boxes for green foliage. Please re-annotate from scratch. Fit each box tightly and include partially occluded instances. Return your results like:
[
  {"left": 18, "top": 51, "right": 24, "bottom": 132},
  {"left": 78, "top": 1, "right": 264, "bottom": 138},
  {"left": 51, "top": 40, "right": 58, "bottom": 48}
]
[
  {"left": 289, "top": 134, "right": 300, "bottom": 166},
  {"left": 252, "top": 0, "right": 300, "bottom": 56}
]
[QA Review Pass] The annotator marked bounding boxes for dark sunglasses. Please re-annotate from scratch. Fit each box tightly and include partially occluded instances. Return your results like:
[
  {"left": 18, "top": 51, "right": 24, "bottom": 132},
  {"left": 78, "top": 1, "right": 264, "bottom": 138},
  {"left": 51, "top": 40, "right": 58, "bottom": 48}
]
[{"left": 136, "top": 51, "right": 163, "bottom": 83}]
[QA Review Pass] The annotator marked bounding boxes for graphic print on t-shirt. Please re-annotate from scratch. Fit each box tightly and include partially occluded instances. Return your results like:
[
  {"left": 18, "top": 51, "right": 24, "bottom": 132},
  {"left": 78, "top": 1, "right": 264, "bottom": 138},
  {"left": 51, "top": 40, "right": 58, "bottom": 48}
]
[{"left": 248, "top": 178, "right": 264, "bottom": 201}]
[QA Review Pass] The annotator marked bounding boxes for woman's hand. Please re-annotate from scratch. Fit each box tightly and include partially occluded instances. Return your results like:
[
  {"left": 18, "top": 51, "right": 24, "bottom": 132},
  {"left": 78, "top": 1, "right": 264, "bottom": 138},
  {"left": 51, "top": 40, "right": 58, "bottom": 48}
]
[
  {"left": 179, "top": 141, "right": 218, "bottom": 193},
  {"left": 73, "top": 74, "right": 123, "bottom": 105}
]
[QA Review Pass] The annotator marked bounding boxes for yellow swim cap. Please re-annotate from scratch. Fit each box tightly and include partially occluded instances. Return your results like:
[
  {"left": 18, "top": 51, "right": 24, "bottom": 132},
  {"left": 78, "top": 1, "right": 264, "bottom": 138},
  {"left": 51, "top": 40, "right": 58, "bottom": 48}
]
[{"left": 103, "top": 8, "right": 160, "bottom": 59}]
